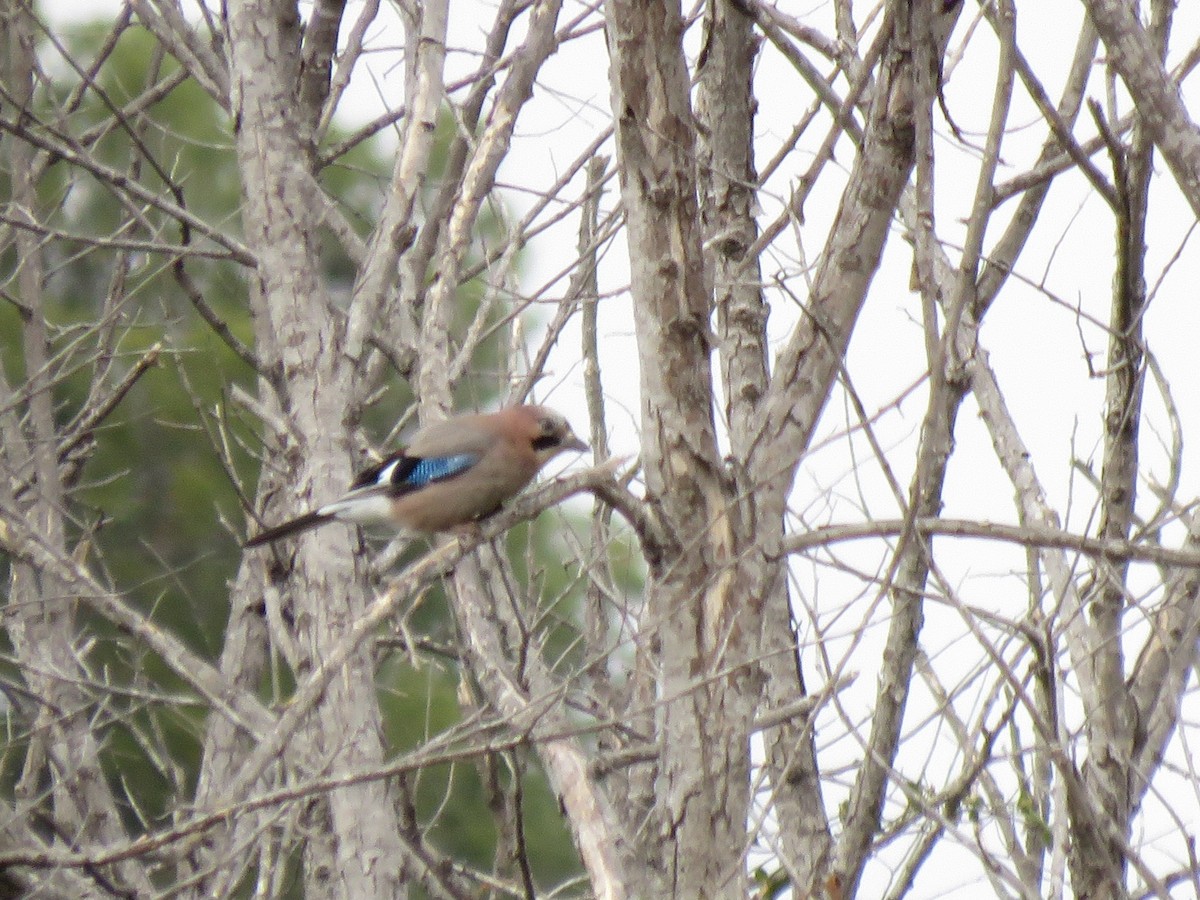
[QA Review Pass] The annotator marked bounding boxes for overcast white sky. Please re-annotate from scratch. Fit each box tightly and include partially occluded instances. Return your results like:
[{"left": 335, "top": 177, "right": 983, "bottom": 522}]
[
  {"left": 351, "top": 4, "right": 1200, "bottom": 888},
  {"left": 342, "top": 5, "right": 1200, "bottom": 890}
]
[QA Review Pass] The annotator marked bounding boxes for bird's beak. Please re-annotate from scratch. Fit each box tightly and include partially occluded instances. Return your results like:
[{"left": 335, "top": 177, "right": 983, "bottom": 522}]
[{"left": 564, "top": 432, "right": 589, "bottom": 453}]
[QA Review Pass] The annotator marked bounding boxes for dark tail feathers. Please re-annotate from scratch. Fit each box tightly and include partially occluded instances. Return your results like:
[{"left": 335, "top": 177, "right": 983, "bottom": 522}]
[{"left": 245, "top": 510, "right": 334, "bottom": 547}]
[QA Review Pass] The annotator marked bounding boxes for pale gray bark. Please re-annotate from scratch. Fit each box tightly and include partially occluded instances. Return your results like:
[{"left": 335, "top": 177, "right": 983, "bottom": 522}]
[
  {"left": 1083, "top": 0, "right": 1200, "bottom": 218},
  {"left": 606, "top": 0, "right": 762, "bottom": 894},
  {"left": 224, "top": 0, "right": 409, "bottom": 895},
  {"left": 1066, "top": 4, "right": 1179, "bottom": 897},
  {"left": 695, "top": 2, "right": 830, "bottom": 892},
  {"left": 1, "top": 5, "right": 153, "bottom": 894}
]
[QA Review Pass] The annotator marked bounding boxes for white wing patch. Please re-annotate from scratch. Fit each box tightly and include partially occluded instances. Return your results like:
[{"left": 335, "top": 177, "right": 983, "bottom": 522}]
[{"left": 373, "top": 459, "right": 400, "bottom": 485}]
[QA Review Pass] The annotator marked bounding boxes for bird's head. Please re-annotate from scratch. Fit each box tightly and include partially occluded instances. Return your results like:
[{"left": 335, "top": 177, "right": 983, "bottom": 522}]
[{"left": 522, "top": 405, "right": 589, "bottom": 464}]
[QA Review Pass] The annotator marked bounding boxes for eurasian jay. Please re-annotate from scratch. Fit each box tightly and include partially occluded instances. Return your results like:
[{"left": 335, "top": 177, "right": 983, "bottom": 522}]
[{"left": 245, "top": 405, "right": 588, "bottom": 547}]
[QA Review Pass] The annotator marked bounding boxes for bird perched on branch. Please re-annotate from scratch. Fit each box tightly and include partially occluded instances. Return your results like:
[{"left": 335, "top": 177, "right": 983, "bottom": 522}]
[{"left": 245, "top": 405, "right": 588, "bottom": 547}]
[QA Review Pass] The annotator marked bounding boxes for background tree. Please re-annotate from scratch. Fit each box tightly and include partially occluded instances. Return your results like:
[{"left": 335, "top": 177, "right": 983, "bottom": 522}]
[{"left": 2, "top": 0, "right": 1200, "bottom": 898}]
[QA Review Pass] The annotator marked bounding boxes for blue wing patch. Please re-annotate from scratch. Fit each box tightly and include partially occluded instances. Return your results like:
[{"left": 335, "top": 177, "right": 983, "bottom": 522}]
[
  {"left": 351, "top": 451, "right": 479, "bottom": 496},
  {"left": 401, "top": 453, "right": 478, "bottom": 489}
]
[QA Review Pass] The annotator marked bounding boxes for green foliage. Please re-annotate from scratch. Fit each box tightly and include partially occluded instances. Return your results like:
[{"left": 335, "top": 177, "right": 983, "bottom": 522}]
[
  {"left": 1017, "top": 783, "right": 1052, "bottom": 848},
  {"left": 751, "top": 865, "right": 792, "bottom": 899},
  {"left": 378, "top": 655, "right": 582, "bottom": 889}
]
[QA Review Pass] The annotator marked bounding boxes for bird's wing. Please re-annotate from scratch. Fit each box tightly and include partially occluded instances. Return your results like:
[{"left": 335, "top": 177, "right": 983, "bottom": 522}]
[
  {"left": 322, "top": 418, "right": 493, "bottom": 522},
  {"left": 350, "top": 448, "right": 481, "bottom": 498},
  {"left": 315, "top": 449, "right": 479, "bottom": 525}
]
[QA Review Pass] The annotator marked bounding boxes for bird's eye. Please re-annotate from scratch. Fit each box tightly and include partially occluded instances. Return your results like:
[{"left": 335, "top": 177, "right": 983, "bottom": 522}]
[{"left": 539, "top": 417, "right": 556, "bottom": 435}]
